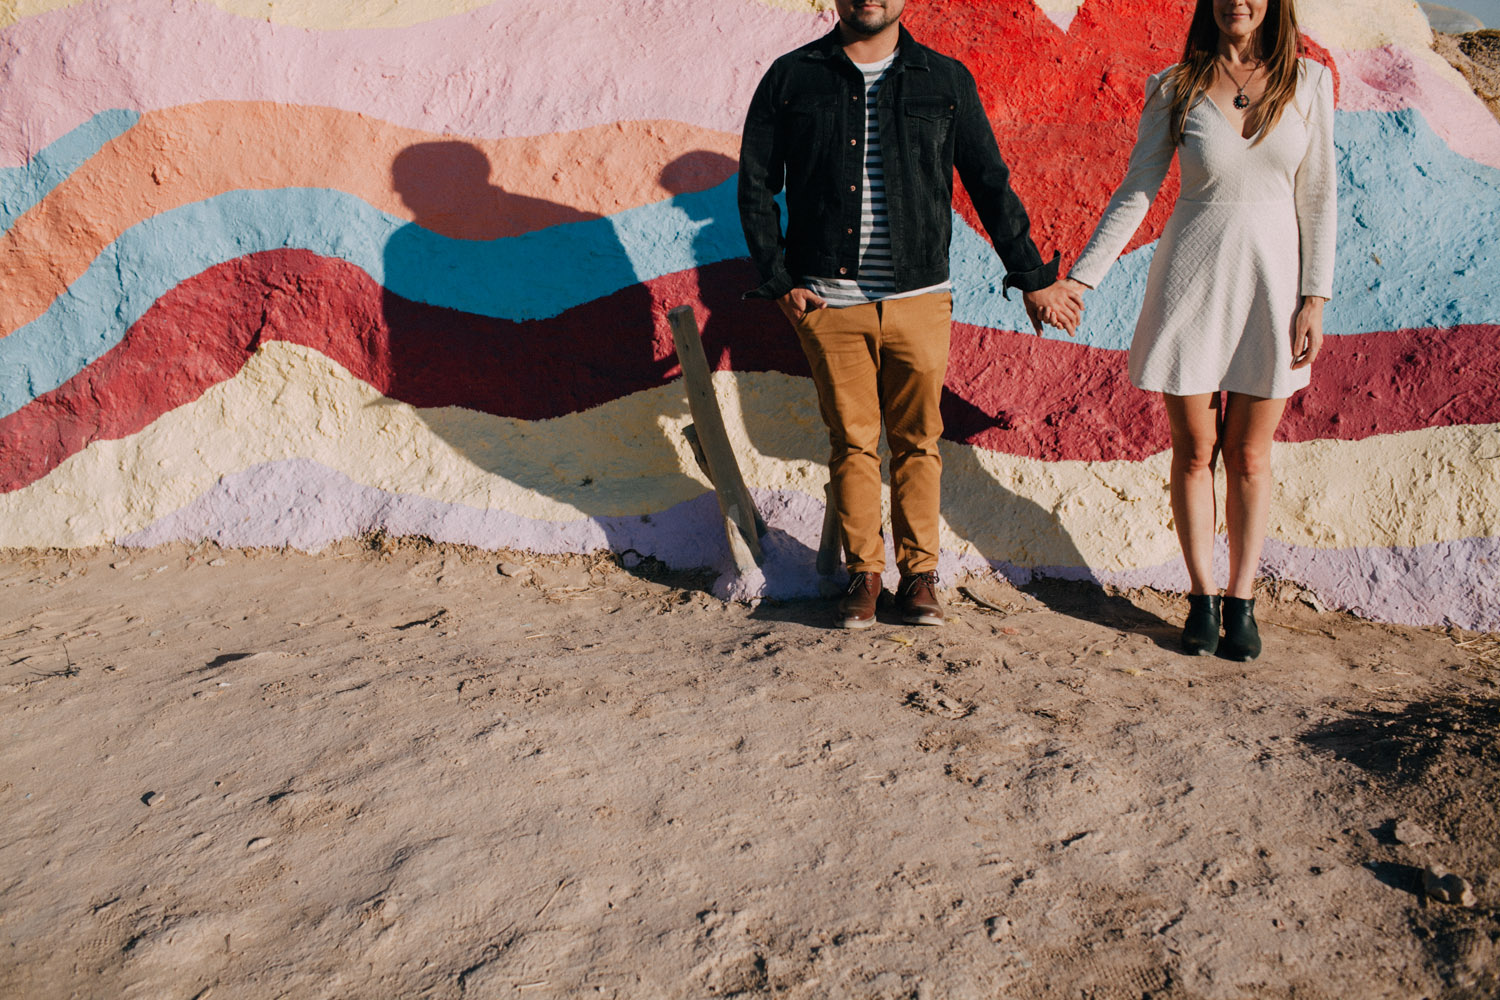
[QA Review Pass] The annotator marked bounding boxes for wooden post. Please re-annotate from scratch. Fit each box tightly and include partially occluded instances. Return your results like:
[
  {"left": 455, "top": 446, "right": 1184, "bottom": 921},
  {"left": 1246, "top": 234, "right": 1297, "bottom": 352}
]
[{"left": 667, "top": 306, "right": 763, "bottom": 573}]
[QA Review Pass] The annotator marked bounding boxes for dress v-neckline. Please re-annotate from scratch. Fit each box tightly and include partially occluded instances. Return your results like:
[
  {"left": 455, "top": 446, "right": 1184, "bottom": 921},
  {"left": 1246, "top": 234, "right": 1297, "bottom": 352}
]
[{"left": 1202, "top": 94, "right": 1264, "bottom": 143}]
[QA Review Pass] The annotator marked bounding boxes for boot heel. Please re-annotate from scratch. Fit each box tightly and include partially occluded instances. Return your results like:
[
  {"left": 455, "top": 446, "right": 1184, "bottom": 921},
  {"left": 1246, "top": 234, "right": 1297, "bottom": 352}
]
[
  {"left": 1220, "top": 596, "right": 1261, "bottom": 661},
  {"left": 1181, "top": 594, "right": 1221, "bottom": 656}
]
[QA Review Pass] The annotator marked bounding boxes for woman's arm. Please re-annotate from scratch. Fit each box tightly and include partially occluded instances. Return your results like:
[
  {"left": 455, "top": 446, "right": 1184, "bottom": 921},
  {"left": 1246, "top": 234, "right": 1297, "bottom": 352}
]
[
  {"left": 1290, "top": 61, "right": 1336, "bottom": 371},
  {"left": 1067, "top": 71, "right": 1178, "bottom": 290},
  {"left": 1293, "top": 60, "right": 1337, "bottom": 302}
]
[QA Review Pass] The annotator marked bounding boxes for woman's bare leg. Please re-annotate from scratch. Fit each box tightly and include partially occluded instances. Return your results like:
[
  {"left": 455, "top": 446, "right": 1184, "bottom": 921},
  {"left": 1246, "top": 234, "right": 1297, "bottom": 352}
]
[
  {"left": 1220, "top": 392, "right": 1288, "bottom": 599},
  {"left": 1162, "top": 393, "right": 1223, "bottom": 595}
]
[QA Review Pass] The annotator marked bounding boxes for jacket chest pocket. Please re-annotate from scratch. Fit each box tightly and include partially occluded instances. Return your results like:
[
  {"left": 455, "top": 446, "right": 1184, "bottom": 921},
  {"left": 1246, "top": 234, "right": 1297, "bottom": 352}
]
[
  {"left": 781, "top": 95, "right": 837, "bottom": 145},
  {"left": 901, "top": 96, "right": 955, "bottom": 157}
]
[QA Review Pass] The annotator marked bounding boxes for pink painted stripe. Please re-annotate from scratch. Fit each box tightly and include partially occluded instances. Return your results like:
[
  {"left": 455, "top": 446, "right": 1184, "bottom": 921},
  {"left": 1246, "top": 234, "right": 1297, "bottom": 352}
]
[
  {"left": 1331, "top": 43, "right": 1500, "bottom": 169},
  {"left": 0, "top": 0, "right": 832, "bottom": 166}
]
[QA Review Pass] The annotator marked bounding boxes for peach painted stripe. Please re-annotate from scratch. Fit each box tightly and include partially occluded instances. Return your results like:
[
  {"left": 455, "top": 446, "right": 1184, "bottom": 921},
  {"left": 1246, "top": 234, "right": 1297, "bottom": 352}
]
[
  {"left": 0, "top": 0, "right": 832, "bottom": 166},
  {"left": 2, "top": 342, "right": 1495, "bottom": 576},
  {"left": 0, "top": 102, "right": 739, "bottom": 337}
]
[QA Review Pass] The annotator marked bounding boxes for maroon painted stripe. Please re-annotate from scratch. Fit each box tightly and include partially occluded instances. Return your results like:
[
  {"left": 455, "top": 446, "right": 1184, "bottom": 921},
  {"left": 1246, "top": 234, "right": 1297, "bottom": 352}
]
[{"left": 3, "top": 250, "right": 1495, "bottom": 493}]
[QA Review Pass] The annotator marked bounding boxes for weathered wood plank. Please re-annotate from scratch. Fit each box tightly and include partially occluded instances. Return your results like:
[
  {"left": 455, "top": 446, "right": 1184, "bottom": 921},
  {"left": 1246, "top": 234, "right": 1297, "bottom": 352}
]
[{"left": 667, "top": 306, "right": 763, "bottom": 573}]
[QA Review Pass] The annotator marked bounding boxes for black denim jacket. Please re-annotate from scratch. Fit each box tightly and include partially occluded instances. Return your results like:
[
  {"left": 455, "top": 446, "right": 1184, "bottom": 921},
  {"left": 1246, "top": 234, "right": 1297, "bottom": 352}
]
[{"left": 738, "top": 25, "right": 1058, "bottom": 301}]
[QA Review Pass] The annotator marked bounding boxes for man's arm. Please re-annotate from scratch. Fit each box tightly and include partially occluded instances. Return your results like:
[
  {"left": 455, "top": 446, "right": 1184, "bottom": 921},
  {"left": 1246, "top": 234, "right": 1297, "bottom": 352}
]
[
  {"left": 950, "top": 63, "right": 1058, "bottom": 298},
  {"left": 738, "top": 68, "right": 797, "bottom": 301},
  {"left": 949, "top": 64, "right": 1081, "bottom": 334}
]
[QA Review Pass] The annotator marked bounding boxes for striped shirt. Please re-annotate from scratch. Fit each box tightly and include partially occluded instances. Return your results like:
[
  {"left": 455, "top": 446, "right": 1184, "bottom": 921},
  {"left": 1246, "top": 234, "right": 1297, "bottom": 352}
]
[{"left": 805, "top": 50, "right": 951, "bottom": 308}]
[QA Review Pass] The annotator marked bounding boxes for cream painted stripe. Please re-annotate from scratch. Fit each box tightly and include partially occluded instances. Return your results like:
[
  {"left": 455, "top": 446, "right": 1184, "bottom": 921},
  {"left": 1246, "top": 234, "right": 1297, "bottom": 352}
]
[
  {"left": 2, "top": 342, "right": 1496, "bottom": 569},
  {"left": 1301, "top": 0, "right": 1447, "bottom": 57},
  {"left": 948, "top": 427, "right": 1500, "bottom": 573},
  {"left": 0, "top": 343, "right": 721, "bottom": 545}
]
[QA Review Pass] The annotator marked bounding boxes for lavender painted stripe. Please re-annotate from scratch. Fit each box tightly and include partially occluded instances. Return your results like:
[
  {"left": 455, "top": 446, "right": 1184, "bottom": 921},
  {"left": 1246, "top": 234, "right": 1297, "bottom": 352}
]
[
  {"left": 1006, "top": 536, "right": 1500, "bottom": 632},
  {"left": 120, "top": 459, "right": 1499, "bottom": 629},
  {"left": 119, "top": 457, "right": 733, "bottom": 568}
]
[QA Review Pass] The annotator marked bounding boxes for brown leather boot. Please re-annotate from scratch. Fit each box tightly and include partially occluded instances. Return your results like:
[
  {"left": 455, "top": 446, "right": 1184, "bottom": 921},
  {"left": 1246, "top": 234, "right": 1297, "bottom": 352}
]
[
  {"left": 838, "top": 571, "right": 882, "bottom": 629},
  {"left": 897, "top": 571, "right": 944, "bottom": 626}
]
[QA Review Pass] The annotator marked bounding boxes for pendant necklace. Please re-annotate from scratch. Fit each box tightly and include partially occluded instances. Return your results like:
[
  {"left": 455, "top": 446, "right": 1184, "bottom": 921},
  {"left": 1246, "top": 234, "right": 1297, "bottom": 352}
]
[{"left": 1222, "top": 58, "right": 1256, "bottom": 109}]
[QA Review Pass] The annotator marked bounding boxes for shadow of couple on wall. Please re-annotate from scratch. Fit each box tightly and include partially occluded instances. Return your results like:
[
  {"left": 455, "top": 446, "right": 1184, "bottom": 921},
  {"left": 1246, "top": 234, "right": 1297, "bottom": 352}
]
[
  {"left": 376, "top": 140, "right": 1158, "bottom": 631},
  {"left": 378, "top": 141, "right": 819, "bottom": 587}
]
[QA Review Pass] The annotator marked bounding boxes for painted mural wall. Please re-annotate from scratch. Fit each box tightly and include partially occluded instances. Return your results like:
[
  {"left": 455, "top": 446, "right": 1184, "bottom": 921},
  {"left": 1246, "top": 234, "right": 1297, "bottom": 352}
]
[{"left": 0, "top": 0, "right": 1497, "bottom": 628}]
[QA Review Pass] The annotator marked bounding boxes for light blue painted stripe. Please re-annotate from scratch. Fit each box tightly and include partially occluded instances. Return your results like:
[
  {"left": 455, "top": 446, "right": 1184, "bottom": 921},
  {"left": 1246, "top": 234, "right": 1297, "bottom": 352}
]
[
  {"left": 0, "top": 110, "right": 140, "bottom": 234},
  {"left": 1, "top": 108, "right": 1496, "bottom": 419},
  {"left": 0, "top": 181, "right": 747, "bottom": 418}
]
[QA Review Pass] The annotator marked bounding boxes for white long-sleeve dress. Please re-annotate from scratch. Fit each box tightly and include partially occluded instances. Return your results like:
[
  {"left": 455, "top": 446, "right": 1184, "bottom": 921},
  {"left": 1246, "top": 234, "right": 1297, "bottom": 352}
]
[{"left": 1069, "top": 58, "right": 1336, "bottom": 399}]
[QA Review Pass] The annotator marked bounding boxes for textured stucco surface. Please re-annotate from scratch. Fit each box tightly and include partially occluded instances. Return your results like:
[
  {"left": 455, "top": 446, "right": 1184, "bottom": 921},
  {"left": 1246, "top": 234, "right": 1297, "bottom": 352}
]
[{"left": 1, "top": 0, "right": 1497, "bottom": 627}]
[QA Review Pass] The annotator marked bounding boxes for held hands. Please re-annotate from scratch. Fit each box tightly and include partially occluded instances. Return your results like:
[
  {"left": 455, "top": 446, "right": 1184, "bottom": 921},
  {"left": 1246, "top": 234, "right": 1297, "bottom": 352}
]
[
  {"left": 780, "top": 280, "right": 1091, "bottom": 336},
  {"left": 1291, "top": 296, "right": 1326, "bottom": 370},
  {"left": 777, "top": 288, "right": 828, "bottom": 325},
  {"left": 1022, "top": 278, "right": 1087, "bottom": 337}
]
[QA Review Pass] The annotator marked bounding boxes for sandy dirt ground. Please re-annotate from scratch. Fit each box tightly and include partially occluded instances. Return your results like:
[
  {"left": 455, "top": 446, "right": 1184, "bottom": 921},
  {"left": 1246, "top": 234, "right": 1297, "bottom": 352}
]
[{"left": 1, "top": 539, "right": 1497, "bottom": 999}]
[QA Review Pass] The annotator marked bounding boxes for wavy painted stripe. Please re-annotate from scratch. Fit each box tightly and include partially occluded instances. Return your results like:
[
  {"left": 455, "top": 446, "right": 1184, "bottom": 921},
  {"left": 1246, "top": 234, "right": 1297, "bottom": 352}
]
[
  {"left": 3, "top": 103, "right": 1496, "bottom": 420},
  {"left": 3, "top": 341, "right": 1495, "bottom": 570},
  {"left": 0, "top": 0, "right": 1451, "bottom": 59},
  {"left": 0, "top": 181, "right": 750, "bottom": 413},
  {"left": 3, "top": 0, "right": 831, "bottom": 31},
  {"left": 114, "top": 458, "right": 1500, "bottom": 630},
  {"left": 0, "top": 254, "right": 788, "bottom": 492},
  {"left": 5, "top": 0, "right": 499, "bottom": 30},
  {"left": 1093, "top": 535, "right": 1500, "bottom": 632},
  {"left": 1333, "top": 45, "right": 1500, "bottom": 169},
  {"left": 0, "top": 102, "right": 740, "bottom": 299},
  {"left": 5, "top": 248, "right": 1499, "bottom": 493},
  {"left": 119, "top": 456, "right": 743, "bottom": 569},
  {"left": 0, "top": 0, "right": 834, "bottom": 166},
  {"left": 0, "top": 108, "right": 137, "bottom": 231}
]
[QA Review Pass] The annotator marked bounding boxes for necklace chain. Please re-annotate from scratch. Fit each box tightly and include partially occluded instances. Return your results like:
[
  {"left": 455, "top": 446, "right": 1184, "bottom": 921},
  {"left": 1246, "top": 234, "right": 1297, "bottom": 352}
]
[{"left": 1220, "top": 56, "right": 1259, "bottom": 110}]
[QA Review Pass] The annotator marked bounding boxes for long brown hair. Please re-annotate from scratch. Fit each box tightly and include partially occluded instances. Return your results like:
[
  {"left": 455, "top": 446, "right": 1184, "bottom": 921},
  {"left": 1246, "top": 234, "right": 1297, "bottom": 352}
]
[{"left": 1165, "top": 0, "right": 1303, "bottom": 146}]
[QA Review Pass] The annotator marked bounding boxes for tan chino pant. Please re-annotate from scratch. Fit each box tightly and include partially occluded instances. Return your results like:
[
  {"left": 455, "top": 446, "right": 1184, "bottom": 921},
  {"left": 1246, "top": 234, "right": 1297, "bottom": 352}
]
[{"left": 793, "top": 292, "right": 952, "bottom": 576}]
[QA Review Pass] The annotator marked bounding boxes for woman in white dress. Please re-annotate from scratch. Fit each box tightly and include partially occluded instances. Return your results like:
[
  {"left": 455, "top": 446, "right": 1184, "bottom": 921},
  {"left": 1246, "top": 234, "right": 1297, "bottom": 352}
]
[{"left": 1063, "top": 0, "right": 1335, "bottom": 660}]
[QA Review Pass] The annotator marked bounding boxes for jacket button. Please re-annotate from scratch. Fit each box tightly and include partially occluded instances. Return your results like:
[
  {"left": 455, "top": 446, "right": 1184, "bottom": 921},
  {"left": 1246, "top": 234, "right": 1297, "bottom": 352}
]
[
  {"left": 839, "top": 267, "right": 848, "bottom": 275},
  {"left": 849, "top": 185, "right": 856, "bottom": 192},
  {"left": 846, "top": 228, "right": 853, "bottom": 235},
  {"left": 850, "top": 138, "right": 857, "bottom": 145}
]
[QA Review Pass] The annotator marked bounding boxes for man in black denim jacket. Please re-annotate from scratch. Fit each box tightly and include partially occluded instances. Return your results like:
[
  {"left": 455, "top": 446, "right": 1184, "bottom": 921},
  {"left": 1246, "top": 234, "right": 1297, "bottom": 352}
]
[{"left": 738, "top": 0, "right": 1080, "bottom": 629}]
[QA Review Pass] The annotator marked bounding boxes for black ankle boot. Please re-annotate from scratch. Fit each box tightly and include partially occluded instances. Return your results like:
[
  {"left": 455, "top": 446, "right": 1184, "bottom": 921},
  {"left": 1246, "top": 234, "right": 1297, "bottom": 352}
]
[
  {"left": 1181, "top": 594, "right": 1221, "bottom": 656},
  {"left": 1220, "top": 596, "right": 1261, "bottom": 661}
]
